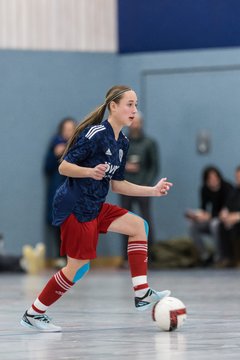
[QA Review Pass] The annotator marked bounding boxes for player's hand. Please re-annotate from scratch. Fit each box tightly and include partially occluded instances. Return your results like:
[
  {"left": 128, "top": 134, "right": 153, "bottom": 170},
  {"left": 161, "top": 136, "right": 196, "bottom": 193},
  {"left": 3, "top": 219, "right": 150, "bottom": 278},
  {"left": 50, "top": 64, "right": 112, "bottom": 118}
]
[
  {"left": 91, "top": 164, "right": 108, "bottom": 180},
  {"left": 153, "top": 178, "right": 173, "bottom": 196}
]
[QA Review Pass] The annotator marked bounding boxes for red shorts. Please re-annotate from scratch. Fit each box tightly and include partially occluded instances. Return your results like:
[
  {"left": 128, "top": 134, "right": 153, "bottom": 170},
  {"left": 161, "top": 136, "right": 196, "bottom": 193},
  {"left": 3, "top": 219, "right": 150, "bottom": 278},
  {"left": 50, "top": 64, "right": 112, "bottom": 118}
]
[{"left": 60, "top": 203, "right": 128, "bottom": 260}]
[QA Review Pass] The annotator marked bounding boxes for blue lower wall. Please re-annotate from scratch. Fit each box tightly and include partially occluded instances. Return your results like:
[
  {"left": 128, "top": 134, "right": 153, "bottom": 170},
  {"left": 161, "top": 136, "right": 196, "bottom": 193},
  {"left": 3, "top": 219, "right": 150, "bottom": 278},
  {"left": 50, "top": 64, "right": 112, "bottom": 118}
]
[
  {"left": 120, "top": 48, "right": 240, "bottom": 239},
  {"left": 0, "top": 50, "right": 118, "bottom": 255},
  {"left": 2, "top": 47, "right": 240, "bottom": 255}
]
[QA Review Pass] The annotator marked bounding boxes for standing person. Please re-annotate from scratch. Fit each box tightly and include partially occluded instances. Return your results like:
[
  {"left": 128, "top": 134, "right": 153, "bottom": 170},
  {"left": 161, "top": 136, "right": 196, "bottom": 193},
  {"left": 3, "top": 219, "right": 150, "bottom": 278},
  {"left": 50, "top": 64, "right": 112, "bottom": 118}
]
[
  {"left": 120, "top": 113, "right": 159, "bottom": 264},
  {"left": 44, "top": 118, "right": 76, "bottom": 261},
  {"left": 21, "top": 85, "right": 172, "bottom": 332},
  {"left": 186, "top": 166, "right": 233, "bottom": 265},
  {"left": 218, "top": 166, "right": 240, "bottom": 267}
]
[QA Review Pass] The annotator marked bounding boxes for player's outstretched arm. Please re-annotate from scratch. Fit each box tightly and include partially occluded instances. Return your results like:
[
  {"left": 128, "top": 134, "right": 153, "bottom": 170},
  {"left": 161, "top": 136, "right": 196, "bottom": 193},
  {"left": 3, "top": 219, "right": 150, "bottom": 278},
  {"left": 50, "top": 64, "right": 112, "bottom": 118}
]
[
  {"left": 59, "top": 160, "right": 108, "bottom": 180},
  {"left": 111, "top": 178, "right": 173, "bottom": 197}
]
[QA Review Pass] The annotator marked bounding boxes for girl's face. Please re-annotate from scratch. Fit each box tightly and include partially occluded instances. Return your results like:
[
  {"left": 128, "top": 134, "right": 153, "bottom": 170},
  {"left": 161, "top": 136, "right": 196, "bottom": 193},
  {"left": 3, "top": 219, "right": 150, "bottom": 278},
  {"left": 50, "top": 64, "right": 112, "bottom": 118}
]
[
  {"left": 206, "top": 171, "right": 221, "bottom": 191},
  {"left": 110, "top": 90, "right": 138, "bottom": 127},
  {"left": 61, "top": 121, "right": 76, "bottom": 140}
]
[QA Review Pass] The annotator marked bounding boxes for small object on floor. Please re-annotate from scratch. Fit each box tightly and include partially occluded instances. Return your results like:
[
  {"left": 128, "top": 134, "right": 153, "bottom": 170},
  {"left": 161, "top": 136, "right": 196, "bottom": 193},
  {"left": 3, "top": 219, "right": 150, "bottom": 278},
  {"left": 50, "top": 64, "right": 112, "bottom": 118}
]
[
  {"left": 21, "top": 311, "right": 62, "bottom": 332},
  {"left": 35, "top": 243, "right": 46, "bottom": 271},
  {"left": 152, "top": 296, "right": 187, "bottom": 331},
  {"left": 52, "top": 257, "right": 67, "bottom": 269},
  {"left": 21, "top": 243, "right": 46, "bottom": 274}
]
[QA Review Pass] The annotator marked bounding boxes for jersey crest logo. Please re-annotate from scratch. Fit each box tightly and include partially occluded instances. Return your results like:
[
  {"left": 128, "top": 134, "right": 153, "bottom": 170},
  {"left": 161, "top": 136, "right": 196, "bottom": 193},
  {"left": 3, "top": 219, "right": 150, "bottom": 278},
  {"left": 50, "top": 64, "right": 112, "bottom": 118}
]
[
  {"left": 119, "top": 149, "right": 123, "bottom": 162},
  {"left": 105, "top": 148, "right": 112, "bottom": 156}
]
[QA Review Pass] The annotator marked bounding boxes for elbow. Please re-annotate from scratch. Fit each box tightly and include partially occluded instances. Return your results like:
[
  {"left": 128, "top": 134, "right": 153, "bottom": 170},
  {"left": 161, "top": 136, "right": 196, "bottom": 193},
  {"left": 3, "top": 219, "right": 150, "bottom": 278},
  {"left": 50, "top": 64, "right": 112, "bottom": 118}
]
[
  {"left": 111, "top": 180, "right": 124, "bottom": 194},
  {"left": 58, "top": 162, "right": 65, "bottom": 176},
  {"left": 111, "top": 182, "right": 116, "bottom": 193},
  {"left": 111, "top": 181, "right": 118, "bottom": 193}
]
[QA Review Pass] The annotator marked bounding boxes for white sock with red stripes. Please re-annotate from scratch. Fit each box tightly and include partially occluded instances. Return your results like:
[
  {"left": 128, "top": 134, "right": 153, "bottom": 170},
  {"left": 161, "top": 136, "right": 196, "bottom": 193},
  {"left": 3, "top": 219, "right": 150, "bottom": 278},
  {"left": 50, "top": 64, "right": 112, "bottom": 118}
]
[
  {"left": 27, "top": 270, "right": 74, "bottom": 315},
  {"left": 132, "top": 275, "right": 150, "bottom": 298},
  {"left": 127, "top": 240, "right": 150, "bottom": 298}
]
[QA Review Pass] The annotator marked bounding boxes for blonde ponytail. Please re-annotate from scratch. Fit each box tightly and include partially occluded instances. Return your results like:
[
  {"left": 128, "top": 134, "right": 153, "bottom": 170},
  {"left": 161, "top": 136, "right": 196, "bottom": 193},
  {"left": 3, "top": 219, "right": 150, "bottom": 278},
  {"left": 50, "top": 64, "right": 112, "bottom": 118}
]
[{"left": 61, "top": 85, "right": 132, "bottom": 162}]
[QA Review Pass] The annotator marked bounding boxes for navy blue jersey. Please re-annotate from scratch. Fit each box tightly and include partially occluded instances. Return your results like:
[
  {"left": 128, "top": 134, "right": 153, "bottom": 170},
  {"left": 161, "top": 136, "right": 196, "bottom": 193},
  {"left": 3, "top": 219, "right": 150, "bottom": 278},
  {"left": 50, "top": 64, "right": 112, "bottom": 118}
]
[{"left": 52, "top": 119, "right": 129, "bottom": 225}]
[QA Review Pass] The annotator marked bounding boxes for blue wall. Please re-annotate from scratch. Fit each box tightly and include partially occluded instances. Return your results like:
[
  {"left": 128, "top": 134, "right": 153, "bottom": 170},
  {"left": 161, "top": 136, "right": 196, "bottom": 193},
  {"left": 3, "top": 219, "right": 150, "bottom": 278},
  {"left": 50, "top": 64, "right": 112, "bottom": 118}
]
[
  {"left": 119, "top": 48, "right": 240, "bottom": 239},
  {"left": 2, "top": 47, "right": 240, "bottom": 255},
  {"left": 0, "top": 50, "right": 119, "bottom": 255},
  {"left": 118, "top": 0, "right": 240, "bottom": 53}
]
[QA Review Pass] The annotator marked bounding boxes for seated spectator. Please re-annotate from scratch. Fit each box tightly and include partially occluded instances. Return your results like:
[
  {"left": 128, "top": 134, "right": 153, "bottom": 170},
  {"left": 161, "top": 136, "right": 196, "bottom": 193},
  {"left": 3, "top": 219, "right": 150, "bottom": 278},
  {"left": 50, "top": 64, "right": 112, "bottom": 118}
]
[
  {"left": 186, "top": 166, "right": 233, "bottom": 266},
  {"left": 218, "top": 166, "right": 240, "bottom": 267}
]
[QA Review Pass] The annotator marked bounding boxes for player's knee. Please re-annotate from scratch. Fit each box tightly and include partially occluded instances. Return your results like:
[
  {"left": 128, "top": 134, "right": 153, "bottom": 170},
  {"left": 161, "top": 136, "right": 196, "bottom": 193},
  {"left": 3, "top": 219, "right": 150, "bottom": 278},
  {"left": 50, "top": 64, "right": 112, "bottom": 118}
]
[
  {"left": 135, "top": 217, "right": 149, "bottom": 239},
  {"left": 143, "top": 219, "right": 149, "bottom": 238},
  {"left": 73, "top": 262, "right": 90, "bottom": 283},
  {"left": 129, "top": 212, "right": 149, "bottom": 239}
]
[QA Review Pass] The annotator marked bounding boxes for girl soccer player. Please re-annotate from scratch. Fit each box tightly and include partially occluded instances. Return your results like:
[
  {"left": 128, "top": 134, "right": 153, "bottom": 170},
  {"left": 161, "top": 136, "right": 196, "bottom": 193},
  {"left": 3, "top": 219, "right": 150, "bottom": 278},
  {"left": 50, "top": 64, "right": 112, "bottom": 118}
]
[{"left": 21, "top": 85, "right": 172, "bottom": 332}]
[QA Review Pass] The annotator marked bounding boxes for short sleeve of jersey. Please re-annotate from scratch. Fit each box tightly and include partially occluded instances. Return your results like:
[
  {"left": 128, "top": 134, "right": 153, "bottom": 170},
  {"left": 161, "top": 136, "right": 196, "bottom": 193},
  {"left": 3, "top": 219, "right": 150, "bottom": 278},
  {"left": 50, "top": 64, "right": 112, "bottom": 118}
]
[
  {"left": 111, "top": 140, "right": 129, "bottom": 181},
  {"left": 64, "top": 131, "right": 97, "bottom": 165}
]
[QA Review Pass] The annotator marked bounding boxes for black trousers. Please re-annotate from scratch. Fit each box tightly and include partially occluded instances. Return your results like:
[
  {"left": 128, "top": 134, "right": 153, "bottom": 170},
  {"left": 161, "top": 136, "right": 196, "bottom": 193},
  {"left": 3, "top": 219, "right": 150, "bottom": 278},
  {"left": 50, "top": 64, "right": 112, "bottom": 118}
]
[
  {"left": 120, "top": 195, "right": 155, "bottom": 260},
  {"left": 219, "top": 222, "right": 240, "bottom": 264}
]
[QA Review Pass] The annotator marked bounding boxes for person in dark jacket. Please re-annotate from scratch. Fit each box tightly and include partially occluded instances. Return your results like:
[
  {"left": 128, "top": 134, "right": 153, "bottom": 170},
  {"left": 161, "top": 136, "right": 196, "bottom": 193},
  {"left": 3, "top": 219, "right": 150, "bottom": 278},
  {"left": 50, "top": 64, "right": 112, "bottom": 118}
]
[
  {"left": 218, "top": 166, "right": 240, "bottom": 267},
  {"left": 120, "top": 113, "right": 160, "bottom": 263},
  {"left": 44, "top": 117, "right": 76, "bottom": 261},
  {"left": 186, "top": 166, "right": 233, "bottom": 265}
]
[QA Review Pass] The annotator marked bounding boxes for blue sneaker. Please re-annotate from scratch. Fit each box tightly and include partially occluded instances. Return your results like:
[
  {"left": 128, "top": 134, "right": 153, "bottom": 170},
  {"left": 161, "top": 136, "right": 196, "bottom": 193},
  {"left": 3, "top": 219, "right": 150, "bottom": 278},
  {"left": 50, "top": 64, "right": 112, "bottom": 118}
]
[{"left": 135, "top": 289, "right": 171, "bottom": 311}]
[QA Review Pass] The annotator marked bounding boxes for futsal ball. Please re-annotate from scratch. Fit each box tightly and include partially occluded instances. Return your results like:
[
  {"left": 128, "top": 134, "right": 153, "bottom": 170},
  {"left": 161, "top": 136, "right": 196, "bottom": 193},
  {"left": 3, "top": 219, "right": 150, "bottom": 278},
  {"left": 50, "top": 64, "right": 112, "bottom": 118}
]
[{"left": 152, "top": 297, "right": 187, "bottom": 331}]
